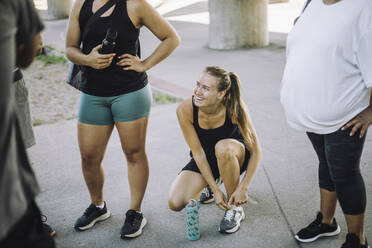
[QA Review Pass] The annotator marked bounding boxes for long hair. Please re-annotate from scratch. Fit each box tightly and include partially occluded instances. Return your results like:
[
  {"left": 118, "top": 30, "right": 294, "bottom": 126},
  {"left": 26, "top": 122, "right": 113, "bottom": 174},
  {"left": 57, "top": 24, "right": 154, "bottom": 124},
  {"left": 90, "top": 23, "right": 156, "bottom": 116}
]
[{"left": 204, "top": 66, "right": 255, "bottom": 147}]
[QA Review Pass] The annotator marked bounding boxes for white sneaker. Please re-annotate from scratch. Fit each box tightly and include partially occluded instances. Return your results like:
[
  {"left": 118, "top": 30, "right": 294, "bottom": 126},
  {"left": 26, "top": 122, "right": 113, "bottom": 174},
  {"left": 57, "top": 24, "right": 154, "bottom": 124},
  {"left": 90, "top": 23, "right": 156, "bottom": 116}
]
[{"left": 218, "top": 206, "right": 245, "bottom": 234}]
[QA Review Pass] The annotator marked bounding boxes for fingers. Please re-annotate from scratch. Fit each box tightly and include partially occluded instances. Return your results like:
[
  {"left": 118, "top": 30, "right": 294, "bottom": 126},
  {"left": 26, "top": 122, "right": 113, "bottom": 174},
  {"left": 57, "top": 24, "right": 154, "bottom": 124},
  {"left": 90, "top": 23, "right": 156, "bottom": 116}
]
[
  {"left": 93, "top": 44, "right": 102, "bottom": 51},
  {"left": 217, "top": 201, "right": 230, "bottom": 210},
  {"left": 349, "top": 122, "right": 362, "bottom": 136},
  {"left": 228, "top": 196, "right": 235, "bottom": 206},
  {"left": 116, "top": 58, "right": 133, "bottom": 67},
  {"left": 118, "top": 54, "right": 134, "bottom": 59},
  {"left": 359, "top": 125, "right": 368, "bottom": 138}
]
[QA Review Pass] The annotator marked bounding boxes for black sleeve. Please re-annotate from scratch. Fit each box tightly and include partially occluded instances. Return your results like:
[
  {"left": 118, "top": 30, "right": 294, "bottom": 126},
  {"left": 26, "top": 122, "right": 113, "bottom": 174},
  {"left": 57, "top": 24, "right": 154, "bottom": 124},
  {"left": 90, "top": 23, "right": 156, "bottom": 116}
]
[{"left": 15, "top": 0, "right": 44, "bottom": 45}]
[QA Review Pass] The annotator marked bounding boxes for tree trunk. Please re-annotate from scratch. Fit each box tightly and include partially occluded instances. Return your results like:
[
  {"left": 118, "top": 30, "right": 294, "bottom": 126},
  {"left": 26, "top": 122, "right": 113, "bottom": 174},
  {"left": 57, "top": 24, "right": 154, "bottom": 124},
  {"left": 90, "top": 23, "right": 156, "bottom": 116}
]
[
  {"left": 47, "top": 0, "right": 73, "bottom": 19},
  {"left": 208, "top": 0, "right": 269, "bottom": 49}
]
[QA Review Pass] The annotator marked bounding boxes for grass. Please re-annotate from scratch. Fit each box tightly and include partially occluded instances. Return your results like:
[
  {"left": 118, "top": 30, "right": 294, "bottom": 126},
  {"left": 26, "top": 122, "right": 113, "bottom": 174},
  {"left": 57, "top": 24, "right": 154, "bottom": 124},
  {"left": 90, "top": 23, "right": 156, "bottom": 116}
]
[
  {"left": 36, "top": 54, "right": 67, "bottom": 66},
  {"left": 152, "top": 91, "right": 181, "bottom": 105},
  {"left": 32, "top": 119, "right": 43, "bottom": 126}
]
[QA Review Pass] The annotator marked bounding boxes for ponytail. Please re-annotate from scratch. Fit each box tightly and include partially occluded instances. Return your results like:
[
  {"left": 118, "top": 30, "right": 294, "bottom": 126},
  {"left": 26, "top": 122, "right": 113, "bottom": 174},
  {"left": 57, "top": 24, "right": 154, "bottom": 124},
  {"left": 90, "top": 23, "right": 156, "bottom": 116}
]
[
  {"left": 204, "top": 66, "right": 256, "bottom": 147},
  {"left": 226, "top": 72, "right": 255, "bottom": 147}
]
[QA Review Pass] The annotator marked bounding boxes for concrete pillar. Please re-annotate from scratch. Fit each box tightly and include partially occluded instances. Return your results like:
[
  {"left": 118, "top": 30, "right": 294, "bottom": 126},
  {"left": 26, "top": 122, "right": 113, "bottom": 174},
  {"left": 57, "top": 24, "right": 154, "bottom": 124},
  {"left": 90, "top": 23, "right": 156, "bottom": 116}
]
[
  {"left": 47, "top": 0, "right": 73, "bottom": 19},
  {"left": 208, "top": 0, "right": 269, "bottom": 49}
]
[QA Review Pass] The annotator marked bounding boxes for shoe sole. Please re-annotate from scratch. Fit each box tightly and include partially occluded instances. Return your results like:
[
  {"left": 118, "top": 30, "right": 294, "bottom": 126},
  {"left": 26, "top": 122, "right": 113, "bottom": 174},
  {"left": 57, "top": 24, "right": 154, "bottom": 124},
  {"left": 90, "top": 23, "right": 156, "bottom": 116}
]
[
  {"left": 294, "top": 225, "right": 341, "bottom": 243},
  {"left": 218, "top": 210, "right": 245, "bottom": 234},
  {"left": 121, "top": 217, "right": 147, "bottom": 239},
  {"left": 200, "top": 197, "right": 215, "bottom": 204},
  {"left": 75, "top": 211, "right": 111, "bottom": 231}
]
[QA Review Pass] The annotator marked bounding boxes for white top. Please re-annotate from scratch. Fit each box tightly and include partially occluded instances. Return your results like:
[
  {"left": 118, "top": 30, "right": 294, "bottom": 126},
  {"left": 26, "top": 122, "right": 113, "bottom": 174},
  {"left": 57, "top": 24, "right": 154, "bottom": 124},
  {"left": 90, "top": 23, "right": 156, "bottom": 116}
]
[{"left": 280, "top": 0, "right": 372, "bottom": 134}]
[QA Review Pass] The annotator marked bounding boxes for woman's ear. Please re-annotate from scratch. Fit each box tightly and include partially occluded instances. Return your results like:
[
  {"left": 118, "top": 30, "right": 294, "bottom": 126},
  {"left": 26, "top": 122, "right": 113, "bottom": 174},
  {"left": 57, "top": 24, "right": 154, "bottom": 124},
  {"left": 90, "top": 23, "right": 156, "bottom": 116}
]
[{"left": 218, "top": 89, "right": 227, "bottom": 100}]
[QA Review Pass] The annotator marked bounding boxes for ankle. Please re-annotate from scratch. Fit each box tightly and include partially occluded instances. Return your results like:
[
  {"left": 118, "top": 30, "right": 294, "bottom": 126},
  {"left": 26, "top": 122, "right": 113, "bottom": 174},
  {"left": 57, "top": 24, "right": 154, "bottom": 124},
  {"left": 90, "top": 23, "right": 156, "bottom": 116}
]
[
  {"left": 358, "top": 233, "right": 366, "bottom": 245},
  {"left": 321, "top": 217, "right": 334, "bottom": 225}
]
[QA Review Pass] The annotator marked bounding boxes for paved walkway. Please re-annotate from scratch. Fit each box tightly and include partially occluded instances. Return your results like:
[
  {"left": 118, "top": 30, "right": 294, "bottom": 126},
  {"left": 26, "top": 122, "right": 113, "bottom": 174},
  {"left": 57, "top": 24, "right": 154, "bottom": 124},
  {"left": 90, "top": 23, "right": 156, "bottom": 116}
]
[{"left": 30, "top": 1, "right": 372, "bottom": 247}]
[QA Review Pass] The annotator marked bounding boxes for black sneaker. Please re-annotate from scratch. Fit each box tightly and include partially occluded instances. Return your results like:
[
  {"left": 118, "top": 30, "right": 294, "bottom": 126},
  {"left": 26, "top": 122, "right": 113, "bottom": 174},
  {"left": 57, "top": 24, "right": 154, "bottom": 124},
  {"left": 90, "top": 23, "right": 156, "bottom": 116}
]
[
  {"left": 218, "top": 206, "right": 245, "bottom": 234},
  {"left": 199, "top": 186, "right": 214, "bottom": 204},
  {"left": 295, "top": 212, "right": 340, "bottom": 242},
  {"left": 74, "top": 202, "right": 111, "bottom": 231},
  {"left": 41, "top": 215, "right": 56, "bottom": 237},
  {"left": 341, "top": 233, "right": 370, "bottom": 248},
  {"left": 120, "top": 210, "right": 147, "bottom": 238}
]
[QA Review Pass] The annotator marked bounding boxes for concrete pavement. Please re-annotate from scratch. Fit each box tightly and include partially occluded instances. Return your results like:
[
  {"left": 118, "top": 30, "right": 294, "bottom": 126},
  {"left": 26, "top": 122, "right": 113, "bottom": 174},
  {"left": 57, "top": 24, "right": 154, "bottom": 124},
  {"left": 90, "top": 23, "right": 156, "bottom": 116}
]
[{"left": 31, "top": 1, "right": 372, "bottom": 247}]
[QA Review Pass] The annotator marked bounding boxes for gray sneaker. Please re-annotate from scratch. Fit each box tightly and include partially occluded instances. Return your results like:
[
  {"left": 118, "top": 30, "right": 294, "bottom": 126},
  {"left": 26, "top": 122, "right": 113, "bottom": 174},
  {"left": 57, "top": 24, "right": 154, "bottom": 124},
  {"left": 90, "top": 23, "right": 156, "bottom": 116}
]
[
  {"left": 218, "top": 206, "right": 245, "bottom": 234},
  {"left": 199, "top": 186, "right": 214, "bottom": 204}
]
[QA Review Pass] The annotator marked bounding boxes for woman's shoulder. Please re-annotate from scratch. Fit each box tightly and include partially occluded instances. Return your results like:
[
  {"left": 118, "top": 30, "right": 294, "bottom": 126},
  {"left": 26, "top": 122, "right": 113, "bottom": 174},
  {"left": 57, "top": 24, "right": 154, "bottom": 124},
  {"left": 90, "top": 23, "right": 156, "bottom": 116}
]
[
  {"left": 71, "top": 0, "right": 87, "bottom": 17},
  {"left": 176, "top": 97, "right": 194, "bottom": 121}
]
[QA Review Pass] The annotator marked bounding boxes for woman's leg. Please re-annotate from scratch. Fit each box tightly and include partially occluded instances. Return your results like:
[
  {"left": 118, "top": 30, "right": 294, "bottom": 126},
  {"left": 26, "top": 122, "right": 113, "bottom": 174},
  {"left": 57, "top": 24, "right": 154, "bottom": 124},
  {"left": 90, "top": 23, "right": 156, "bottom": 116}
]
[
  {"left": 168, "top": 171, "right": 208, "bottom": 211},
  {"left": 325, "top": 128, "right": 367, "bottom": 244},
  {"left": 116, "top": 117, "right": 149, "bottom": 211},
  {"left": 215, "top": 139, "right": 246, "bottom": 200},
  {"left": 78, "top": 123, "right": 114, "bottom": 205}
]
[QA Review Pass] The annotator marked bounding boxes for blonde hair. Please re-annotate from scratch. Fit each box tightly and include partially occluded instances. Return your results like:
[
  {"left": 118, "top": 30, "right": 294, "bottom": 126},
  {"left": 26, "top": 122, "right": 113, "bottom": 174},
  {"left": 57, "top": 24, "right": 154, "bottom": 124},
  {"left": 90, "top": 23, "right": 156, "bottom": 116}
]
[{"left": 204, "top": 66, "right": 256, "bottom": 147}]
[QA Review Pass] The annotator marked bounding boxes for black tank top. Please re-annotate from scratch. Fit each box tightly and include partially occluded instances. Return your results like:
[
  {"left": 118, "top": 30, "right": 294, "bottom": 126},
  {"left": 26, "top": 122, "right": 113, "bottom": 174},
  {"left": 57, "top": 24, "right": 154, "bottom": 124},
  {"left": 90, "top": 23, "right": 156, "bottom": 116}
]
[
  {"left": 191, "top": 97, "right": 244, "bottom": 157},
  {"left": 78, "top": 0, "right": 148, "bottom": 97}
]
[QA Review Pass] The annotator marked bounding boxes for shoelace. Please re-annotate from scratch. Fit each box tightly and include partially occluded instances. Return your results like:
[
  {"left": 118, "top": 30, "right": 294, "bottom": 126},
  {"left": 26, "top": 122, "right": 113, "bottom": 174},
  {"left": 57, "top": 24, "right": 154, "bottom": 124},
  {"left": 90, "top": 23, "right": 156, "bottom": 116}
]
[
  {"left": 125, "top": 211, "right": 140, "bottom": 227},
  {"left": 223, "top": 209, "right": 235, "bottom": 222},
  {"left": 83, "top": 204, "right": 98, "bottom": 217}
]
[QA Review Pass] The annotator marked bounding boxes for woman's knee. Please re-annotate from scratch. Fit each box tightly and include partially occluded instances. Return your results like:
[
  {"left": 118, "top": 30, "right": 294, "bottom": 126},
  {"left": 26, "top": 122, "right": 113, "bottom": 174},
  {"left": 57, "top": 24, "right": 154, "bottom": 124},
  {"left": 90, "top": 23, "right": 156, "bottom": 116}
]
[
  {"left": 80, "top": 151, "right": 104, "bottom": 167},
  {"left": 124, "top": 147, "right": 146, "bottom": 164},
  {"left": 168, "top": 196, "right": 186, "bottom": 212},
  {"left": 215, "top": 140, "right": 236, "bottom": 159}
]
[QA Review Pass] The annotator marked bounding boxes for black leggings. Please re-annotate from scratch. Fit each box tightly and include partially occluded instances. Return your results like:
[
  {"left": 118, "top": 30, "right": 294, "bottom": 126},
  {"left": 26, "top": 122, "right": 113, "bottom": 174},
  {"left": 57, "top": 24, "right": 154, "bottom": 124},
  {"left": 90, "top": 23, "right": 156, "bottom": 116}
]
[{"left": 307, "top": 127, "right": 367, "bottom": 215}]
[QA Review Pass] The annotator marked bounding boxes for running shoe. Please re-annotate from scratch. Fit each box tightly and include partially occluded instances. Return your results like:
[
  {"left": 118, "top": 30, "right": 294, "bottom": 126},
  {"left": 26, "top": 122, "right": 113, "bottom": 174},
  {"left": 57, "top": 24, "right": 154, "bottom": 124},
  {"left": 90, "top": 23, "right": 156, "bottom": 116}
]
[
  {"left": 295, "top": 212, "right": 340, "bottom": 243},
  {"left": 120, "top": 210, "right": 147, "bottom": 239},
  {"left": 218, "top": 205, "right": 245, "bottom": 234},
  {"left": 74, "top": 202, "right": 110, "bottom": 231}
]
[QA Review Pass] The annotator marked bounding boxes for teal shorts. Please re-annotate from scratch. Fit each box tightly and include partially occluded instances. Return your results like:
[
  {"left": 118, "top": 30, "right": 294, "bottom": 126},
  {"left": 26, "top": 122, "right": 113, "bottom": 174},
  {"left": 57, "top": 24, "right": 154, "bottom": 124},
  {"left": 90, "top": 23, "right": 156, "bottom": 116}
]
[{"left": 78, "top": 84, "right": 152, "bottom": 125}]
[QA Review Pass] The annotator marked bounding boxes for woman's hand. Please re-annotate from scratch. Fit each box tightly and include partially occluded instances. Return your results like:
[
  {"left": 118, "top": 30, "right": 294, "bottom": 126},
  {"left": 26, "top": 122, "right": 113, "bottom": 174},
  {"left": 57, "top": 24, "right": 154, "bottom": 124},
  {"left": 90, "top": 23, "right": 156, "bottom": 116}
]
[
  {"left": 86, "top": 44, "right": 115, "bottom": 69},
  {"left": 342, "top": 107, "right": 372, "bottom": 138},
  {"left": 213, "top": 188, "right": 231, "bottom": 210},
  {"left": 228, "top": 186, "right": 248, "bottom": 206},
  {"left": 116, "top": 54, "right": 146, "bottom": 72}
]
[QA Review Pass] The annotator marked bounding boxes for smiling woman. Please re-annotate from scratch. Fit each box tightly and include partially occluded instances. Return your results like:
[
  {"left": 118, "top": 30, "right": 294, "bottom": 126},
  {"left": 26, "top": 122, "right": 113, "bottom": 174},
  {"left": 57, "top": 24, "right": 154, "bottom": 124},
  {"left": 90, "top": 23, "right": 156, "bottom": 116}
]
[{"left": 168, "top": 66, "right": 262, "bottom": 235}]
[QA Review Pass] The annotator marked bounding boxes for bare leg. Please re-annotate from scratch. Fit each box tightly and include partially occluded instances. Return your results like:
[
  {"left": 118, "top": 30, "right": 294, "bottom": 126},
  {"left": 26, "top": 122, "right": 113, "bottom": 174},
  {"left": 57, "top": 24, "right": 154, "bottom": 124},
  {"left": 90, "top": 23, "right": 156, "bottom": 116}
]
[
  {"left": 78, "top": 123, "right": 114, "bottom": 205},
  {"left": 116, "top": 117, "right": 149, "bottom": 211},
  {"left": 345, "top": 214, "right": 366, "bottom": 245},
  {"left": 215, "top": 139, "right": 245, "bottom": 200},
  {"left": 319, "top": 188, "right": 337, "bottom": 224},
  {"left": 168, "top": 171, "right": 208, "bottom": 211}
]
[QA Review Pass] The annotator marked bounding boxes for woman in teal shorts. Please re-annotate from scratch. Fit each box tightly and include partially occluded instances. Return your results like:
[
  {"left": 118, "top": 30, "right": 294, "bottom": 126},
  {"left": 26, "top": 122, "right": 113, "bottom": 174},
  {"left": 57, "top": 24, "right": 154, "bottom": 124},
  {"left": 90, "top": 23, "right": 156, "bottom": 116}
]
[{"left": 65, "top": 0, "right": 180, "bottom": 238}]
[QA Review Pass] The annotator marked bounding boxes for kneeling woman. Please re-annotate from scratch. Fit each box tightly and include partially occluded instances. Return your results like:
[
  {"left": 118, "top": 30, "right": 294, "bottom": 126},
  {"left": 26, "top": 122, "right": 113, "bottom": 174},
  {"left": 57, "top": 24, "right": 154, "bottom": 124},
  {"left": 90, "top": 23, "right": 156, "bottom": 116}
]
[{"left": 168, "top": 66, "right": 261, "bottom": 234}]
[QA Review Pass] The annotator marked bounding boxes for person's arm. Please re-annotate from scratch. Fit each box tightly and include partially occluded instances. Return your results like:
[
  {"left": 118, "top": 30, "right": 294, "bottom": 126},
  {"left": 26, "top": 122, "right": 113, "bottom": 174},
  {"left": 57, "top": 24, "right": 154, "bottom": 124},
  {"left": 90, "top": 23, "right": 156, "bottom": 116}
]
[
  {"left": 341, "top": 27, "right": 372, "bottom": 138},
  {"left": 176, "top": 99, "right": 230, "bottom": 210},
  {"left": 229, "top": 112, "right": 262, "bottom": 206},
  {"left": 342, "top": 94, "right": 372, "bottom": 138},
  {"left": 65, "top": 0, "right": 115, "bottom": 69},
  {"left": 116, "top": 0, "right": 180, "bottom": 72}
]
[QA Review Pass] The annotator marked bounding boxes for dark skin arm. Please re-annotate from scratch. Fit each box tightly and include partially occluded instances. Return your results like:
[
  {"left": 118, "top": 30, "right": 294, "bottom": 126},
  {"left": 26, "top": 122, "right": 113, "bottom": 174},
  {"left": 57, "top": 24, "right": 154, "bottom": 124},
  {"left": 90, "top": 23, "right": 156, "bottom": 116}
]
[{"left": 342, "top": 93, "right": 372, "bottom": 138}]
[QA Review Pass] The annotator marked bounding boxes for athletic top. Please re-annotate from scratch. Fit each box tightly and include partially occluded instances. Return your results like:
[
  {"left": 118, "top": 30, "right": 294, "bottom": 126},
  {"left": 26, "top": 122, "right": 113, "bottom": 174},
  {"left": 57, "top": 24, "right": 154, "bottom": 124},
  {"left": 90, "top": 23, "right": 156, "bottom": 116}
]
[
  {"left": 281, "top": 0, "right": 372, "bottom": 134},
  {"left": 191, "top": 97, "right": 245, "bottom": 157},
  {"left": 78, "top": 0, "right": 148, "bottom": 97}
]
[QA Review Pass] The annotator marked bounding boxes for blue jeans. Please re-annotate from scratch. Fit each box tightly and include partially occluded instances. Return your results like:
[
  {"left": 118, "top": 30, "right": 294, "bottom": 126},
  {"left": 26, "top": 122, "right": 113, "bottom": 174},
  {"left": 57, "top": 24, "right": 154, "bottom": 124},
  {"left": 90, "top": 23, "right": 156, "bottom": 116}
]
[{"left": 307, "top": 127, "right": 367, "bottom": 215}]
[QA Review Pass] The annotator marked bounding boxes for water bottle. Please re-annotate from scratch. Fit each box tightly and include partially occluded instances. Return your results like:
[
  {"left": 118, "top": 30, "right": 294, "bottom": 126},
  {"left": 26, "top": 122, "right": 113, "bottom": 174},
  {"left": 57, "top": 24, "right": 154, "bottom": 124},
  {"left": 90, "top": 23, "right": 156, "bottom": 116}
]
[
  {"left": 99, "top": 28, "right": 117, "bottom": 54},
  {"left": 185, "top": 199, "right": 200, "bottom": 241}
]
